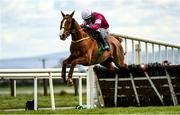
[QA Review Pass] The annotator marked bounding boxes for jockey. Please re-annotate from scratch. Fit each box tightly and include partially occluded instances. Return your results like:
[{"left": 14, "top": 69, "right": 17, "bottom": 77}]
[{"left": 81, "top": 9, "right": 110, "bottom": 51}]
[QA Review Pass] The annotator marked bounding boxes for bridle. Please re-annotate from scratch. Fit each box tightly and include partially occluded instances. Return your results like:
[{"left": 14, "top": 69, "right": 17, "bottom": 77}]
[
  {"left": 60, "top": 16, "right": 89, "bottom": 43},
  {"left": 60, "top": 18, "right": 82, "bottom": 35}
]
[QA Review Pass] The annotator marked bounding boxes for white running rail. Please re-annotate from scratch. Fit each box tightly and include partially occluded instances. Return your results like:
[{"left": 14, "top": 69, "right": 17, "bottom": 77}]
[
  {"left": 112, "top": 34, "right": 180, "bottom": 65},
  {"left": 0, "top": 68, "right": 86, "bottom": 110}
]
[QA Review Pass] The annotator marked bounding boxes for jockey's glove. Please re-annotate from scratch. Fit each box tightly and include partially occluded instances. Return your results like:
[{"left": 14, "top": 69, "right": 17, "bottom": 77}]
[{"left": 82, "top": 25, "right": 90, "bottom": 30}]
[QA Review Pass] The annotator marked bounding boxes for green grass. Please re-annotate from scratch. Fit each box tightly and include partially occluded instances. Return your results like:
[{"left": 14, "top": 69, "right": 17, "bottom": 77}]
[
  {"left": 0, "top": 87, "right": 180, "bottom": 114},
  {"left": 0, "top": 94, "right": 180, "bottom": 114},
  {"left": 0, "top": 106, "right": 180, "bottom": 114},
  {"left": 0, "top": 94, "right": 85, "bottom": 110}
]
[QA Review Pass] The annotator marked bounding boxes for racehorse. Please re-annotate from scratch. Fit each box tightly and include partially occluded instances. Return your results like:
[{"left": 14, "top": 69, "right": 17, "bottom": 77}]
[{"left": 59, "top": 11, "right": 125, "bottom": 86}]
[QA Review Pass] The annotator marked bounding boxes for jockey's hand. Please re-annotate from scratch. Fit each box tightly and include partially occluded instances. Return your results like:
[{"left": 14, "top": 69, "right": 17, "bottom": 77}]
[
  {"left": 82, "top": 25, "right": 90, "bottom": 31},
  {"left": 80, "top": 24, "right": 84, "bottom": 27}
]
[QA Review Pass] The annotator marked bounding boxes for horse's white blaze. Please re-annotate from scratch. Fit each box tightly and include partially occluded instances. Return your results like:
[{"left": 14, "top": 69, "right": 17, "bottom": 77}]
[
  {"left": 59, "top": 28, "right": 64, "bottom": 36},
  {"left": 59, "top": 19, "right": 66, "bottom": 36}
]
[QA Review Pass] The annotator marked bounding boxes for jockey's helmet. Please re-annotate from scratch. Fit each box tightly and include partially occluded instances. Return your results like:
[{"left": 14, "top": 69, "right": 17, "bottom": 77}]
[{"left": 81, "top": 9, "right": 92, "bottom": 20}]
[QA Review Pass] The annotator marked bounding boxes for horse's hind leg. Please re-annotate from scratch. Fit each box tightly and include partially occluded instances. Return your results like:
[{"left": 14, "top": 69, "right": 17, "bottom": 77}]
[
  {"left": 100, "top": 57, "right": 114, "bottom": 70},
  {"left": 114, "top": 56, "right": 125, "bottom": 68}
]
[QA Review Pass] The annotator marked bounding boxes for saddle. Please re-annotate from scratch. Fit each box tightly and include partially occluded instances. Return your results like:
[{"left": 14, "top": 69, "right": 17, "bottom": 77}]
[{"left": 82, "top": 25, "right": 103, "bottom": 46}]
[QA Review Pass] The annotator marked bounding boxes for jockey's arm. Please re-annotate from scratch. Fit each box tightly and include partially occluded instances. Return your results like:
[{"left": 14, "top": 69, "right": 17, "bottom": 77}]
[{"left": 89, "top": 18, "right": 102, "bottom": 30}]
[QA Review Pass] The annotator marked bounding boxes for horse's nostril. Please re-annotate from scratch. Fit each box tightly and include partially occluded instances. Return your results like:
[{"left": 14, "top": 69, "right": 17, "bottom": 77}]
[{"left": 59, "top": 34, "right": 66, "bottom": 40}]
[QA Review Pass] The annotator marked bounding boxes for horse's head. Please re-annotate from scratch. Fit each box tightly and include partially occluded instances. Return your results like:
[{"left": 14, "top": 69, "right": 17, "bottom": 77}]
[{"left": 59, "top": 11, "right": 75, "bottom": 40}]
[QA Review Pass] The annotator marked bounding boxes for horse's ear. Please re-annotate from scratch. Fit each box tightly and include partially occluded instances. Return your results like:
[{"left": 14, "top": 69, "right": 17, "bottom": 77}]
[
  {"left": 61, "top": 11, "right": 65, "bottom": 17},
  {"left": 70, "top": 10, "right": 75, "bottom": 17}
]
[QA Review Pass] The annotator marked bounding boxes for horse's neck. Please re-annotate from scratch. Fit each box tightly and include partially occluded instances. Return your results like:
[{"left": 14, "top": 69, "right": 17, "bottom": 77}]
[{"left": 71, "top": 21, "right": 88, "bottom": 41}]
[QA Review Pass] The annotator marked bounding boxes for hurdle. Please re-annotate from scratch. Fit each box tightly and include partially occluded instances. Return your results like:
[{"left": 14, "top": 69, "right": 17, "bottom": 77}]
[
  {"left": 93, "top": 63, "right": 180, "bottom": 107},
  {"left": 86, "top": 33, "right": 180, "bottom": 108}
]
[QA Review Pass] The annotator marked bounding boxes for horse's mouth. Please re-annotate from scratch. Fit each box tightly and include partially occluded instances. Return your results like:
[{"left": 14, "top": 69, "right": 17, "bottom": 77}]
[
  {"left": 60, "top": 37, "right": 66, "bottom": 41},
  {"left": 59, "top": 34, "right": 66, "bottom": 40}
]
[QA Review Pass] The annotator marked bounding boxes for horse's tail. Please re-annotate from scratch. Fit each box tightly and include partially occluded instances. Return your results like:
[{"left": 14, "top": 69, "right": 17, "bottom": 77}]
[
  {"left": 110, "top": 33, "right": 126, "bottom": 56},
  {"left": 110, "top": 33, "right": 123, "bottom": 43}
]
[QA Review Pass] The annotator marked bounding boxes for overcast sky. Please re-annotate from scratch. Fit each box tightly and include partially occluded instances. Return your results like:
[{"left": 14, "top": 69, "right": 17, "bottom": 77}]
[{"left": 0, "top": 0, "right": 179, "bottom": 59}]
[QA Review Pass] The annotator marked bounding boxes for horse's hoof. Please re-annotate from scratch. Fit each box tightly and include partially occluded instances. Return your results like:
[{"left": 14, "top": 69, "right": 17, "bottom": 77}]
[{"left": 67, "top": 78, "right": 73, "bottom": 86}]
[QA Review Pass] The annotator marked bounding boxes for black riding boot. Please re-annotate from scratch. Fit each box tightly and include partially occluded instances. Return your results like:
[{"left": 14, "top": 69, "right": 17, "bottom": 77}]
[
  {"left": 99, "top": 34, "right": 110, "bottom": 51},
  {"left": 91, "top": 30, "right": 110, "bottom": 51}
]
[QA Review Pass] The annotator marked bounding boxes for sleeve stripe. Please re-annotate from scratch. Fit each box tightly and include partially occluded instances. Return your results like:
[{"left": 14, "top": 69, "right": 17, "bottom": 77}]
[{"left": 95, "top": 19, "right": 101, "bottom": 24}]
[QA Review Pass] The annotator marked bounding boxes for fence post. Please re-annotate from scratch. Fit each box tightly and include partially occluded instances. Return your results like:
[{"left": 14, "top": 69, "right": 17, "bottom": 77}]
[
  {"left": 132, "top": 40, "right": 135, "bottom": 64},
  {"left": 152, "top": 43, "right": 155, "bottom": 63},
  {"left": 10, "top": 79, "right": 16, "bottom": 97},
  {"left": 171, "top": 47, "right": 174, "bottom": 64},
  {"left": 48, "top": 72, "right": 55, "bottom": 110},
  {"left": 114, "top": 74, "right": 118, "bottom": 107},
  {"left": 124, "top": 38, "right": 128, "bottom": 64},
  {"left": 158, "top": 45, "right": 162, "bottom": 63},
  {"left": 86, "top": 66, "right": 94, "bottom": 108},
  {"left": 135, "top": 44, "right": 141, "bottom": 64},
  {"left": 145, "top": 42, "right": 148, "bottom": 64},
  {"left": 79, "top": 76, "right": 82, "bottom": 106},
  {"left": 34, "top": 77, "right": 38, "bottom": 110},
  {"left": 86, "top": 65, "right": 98, "bottom": 108}
]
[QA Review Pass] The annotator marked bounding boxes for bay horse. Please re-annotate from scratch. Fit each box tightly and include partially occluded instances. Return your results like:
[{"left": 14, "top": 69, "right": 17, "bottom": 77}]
[{"left": 59, "top": 11, "right": 125, "bottom": 86}]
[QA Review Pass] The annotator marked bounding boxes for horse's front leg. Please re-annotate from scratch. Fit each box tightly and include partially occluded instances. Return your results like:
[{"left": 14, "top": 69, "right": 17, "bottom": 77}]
[
  {"left": 62, "top": 60, "right": 67, "bottom": 84},
  {"left": 62, "top": 57, "right": 73, "bottom": 84},
  {"left": 66, "top": 64, "right": 75, "bottom": 86},
  {"left": 67, "top": 56, "right": 89, "bottom": 86}
]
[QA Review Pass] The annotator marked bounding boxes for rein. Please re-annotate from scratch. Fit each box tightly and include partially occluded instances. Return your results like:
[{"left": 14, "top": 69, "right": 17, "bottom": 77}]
[
  {"left": 71, "top": 37, "right": 89, "bottom": 43},
  {"left": 70, "top": 18, "right": 90, "bottom": 43}
]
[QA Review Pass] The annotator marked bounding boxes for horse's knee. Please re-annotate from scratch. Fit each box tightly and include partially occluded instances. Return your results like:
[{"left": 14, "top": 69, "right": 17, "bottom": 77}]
[
  {"left": 68, "top": 73, "right": 72, "bottom": 78},
  {"left": 63, "top": 60, "right": 68, "bottom": 65}
]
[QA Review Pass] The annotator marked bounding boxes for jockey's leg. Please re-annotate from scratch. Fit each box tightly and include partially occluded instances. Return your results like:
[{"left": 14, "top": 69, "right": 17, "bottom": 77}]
[{"left": 98, "top": 29, "right": 110, "bottom": 51}]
